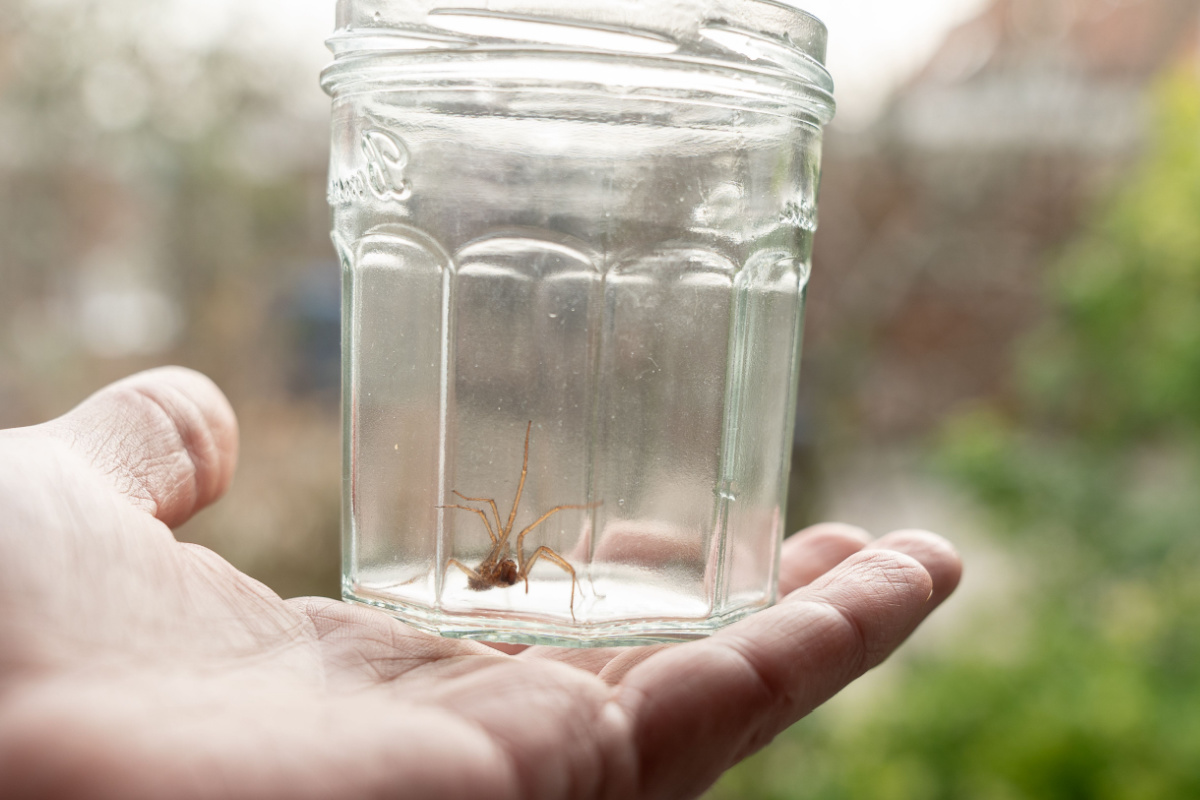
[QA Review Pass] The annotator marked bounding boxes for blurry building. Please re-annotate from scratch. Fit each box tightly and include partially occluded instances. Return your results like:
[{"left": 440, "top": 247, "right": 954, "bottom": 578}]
[{"left": 805, "top": 0, "right": 1200, "bottom": 440}]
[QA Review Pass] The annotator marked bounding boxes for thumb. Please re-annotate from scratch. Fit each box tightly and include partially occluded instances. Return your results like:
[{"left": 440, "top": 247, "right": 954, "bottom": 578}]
[{"left": 37, "top": 367, "right": 239, "bottom": 528}]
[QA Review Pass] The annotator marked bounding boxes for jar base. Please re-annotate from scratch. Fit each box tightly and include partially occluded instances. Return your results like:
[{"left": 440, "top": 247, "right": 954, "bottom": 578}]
[{"left": 343, "top": 587, "right": 770, "bottom": 647}]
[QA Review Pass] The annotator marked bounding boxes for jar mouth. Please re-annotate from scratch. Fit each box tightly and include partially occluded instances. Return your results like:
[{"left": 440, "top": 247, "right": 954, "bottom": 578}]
[{"left": 321, "top": 0, "right": 834, "bottom": 120}]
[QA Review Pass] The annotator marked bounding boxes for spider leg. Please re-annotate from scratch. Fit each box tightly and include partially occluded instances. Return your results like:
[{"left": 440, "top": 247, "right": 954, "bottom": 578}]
[
  {"left": 439, "top": 503, "right": 497, "bottom": 545},
  {"left": 446, "top": 558, "right": 484, "bottom": 584},
  {"left": 514, "top": 501, "right": 602, "bottom": 565},
  {"left": 521, "top": 545, "right": 578, "bottom": 621},
  {"left": 451, "top": 491, "right": 503, "bottom": 542},
  {"left": 502, "top": 421, "right": 534, "bottom": 546}
]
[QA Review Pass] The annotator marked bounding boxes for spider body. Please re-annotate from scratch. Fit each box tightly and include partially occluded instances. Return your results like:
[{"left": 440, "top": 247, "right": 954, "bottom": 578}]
[
  {"left": 441, "top": 421, "right": 599, "bottom": 620},
  {"left": 468, "top": 557, "right": 519, "bottom": 591}
]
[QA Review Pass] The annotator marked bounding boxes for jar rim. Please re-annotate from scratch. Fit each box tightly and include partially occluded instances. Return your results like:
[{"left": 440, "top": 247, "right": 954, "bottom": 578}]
[{"left": 322, "top": 0, "right": 834, "bottom": 118}]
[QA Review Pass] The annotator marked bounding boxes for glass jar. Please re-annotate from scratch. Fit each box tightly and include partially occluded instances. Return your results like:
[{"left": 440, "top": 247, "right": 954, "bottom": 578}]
[{"left": 322, "top": 0, "right": 835, "bottom": 646}]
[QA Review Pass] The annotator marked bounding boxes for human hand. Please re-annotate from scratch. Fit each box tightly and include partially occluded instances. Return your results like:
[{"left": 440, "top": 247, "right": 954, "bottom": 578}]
[{"left": 0, "top": 368, "right": 961, "bottom": 800}]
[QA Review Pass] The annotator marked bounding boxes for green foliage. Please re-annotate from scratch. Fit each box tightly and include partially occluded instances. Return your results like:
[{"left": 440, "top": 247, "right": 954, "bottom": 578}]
[
  {"left": 943, "top": 73, "right": 1200, "bottom": 569},
  {"left": 1027, "top": 75, "right": 1200, "bottom": 441},
  {"left": 714, "top": 73, "right": 1200, "bottom": 799}
]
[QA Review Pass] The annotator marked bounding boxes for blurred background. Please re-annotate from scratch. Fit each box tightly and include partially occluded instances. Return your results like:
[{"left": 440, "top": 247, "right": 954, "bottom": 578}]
[{"left": 3, "top": 0, "right": 1200, "bottom": 796}]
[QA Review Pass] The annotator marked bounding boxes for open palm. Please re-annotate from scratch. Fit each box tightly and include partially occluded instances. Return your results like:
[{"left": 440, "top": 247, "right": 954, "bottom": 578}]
[{"left": 0, "top": 368, "right": 960, "bottom": 800}]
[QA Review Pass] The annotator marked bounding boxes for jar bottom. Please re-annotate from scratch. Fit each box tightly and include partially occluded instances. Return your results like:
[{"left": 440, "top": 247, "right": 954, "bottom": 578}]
[{"left": 343, "top": 583, "right": 770, "bottom": 647}]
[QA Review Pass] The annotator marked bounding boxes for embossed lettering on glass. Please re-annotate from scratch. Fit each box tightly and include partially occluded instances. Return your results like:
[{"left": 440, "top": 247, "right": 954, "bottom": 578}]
[{"left": 322, "top": 0, "right": 836, "bottom": 646}]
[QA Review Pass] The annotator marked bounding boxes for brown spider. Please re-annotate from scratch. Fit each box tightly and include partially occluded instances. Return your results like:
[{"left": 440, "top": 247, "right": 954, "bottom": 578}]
[{"left": 441, "top": 421, "right": 599, "bottom": 620}]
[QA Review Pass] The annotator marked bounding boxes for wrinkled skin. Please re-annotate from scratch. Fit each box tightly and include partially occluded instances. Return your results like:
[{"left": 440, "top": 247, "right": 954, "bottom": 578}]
[{"left": 0, "top": 368, "right": 961, "bottom": 800}]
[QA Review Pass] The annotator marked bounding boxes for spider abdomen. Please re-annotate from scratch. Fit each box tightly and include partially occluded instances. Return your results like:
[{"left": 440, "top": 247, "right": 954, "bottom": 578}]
[{"left": 469, "top": 558, "right": 519, "bottom": 591}]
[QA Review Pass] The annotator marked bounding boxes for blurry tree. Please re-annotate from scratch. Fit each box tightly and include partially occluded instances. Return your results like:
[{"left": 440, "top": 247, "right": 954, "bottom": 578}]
[{"left": 711, "top": 72, "right": 1200, "bottom": 799}]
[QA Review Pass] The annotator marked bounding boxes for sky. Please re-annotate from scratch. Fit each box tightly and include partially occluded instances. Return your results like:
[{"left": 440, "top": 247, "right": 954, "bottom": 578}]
[{"left": 794, "top": 0, "right": 992, "bottom": 123}]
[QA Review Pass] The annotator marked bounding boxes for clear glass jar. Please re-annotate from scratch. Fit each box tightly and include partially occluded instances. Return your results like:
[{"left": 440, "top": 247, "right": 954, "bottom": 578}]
[{"left": 322, "top": 0, "right": 835, "bottom": 646}]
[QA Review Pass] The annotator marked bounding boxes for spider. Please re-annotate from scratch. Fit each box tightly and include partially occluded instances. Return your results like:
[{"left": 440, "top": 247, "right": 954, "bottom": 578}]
[{"left": 441, "top": 421, "right": 599, "bottom": 620}]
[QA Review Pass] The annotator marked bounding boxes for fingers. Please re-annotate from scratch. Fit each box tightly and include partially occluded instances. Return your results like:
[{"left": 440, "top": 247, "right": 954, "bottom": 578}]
[
  {"left": 868, "top": 527, "right": 960, "bottom": 609},
  {"left": 868, "top": 530, "right": 961, "bottom": 608},
  {"left": 778, "top": 525, "right": 962, "bottom": 607},
  {"left": 778, "top": 522, "right": 872, "bottom": 595},
  {"left": 39, "top": 367, "right": 239, "bottom": 528},
  {"left": 614, "top": 532, "right": 960, "bottom": 800}
]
